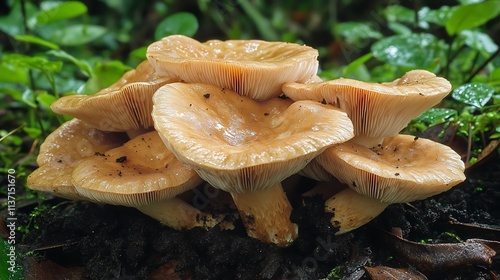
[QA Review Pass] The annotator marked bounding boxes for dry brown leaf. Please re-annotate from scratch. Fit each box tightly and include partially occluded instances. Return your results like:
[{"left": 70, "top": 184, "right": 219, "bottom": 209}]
[{"left": 364, "top": 266, "right": 427, "bottom": 280}]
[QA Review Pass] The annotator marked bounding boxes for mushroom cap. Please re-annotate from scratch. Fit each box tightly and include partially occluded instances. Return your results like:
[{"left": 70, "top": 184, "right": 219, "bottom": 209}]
[
  {"left": 72, "top": 131, "right": 203, "bottom": 207},
  {"left": 146, "top": 35, "right": 319, "bottom": 100},
  {"left": 51, "top": 60, "right": 178, "bottom": 132},
  {"left": 27, "top": 119, "right": 127, "bottom": 200},
  {"left": 316, "top": 134, "right": 466, "bottom": 203},
  {"left": 282, "top": 70, "right": 452, "bottom": 146},
  {"left": 152, "top": 82, "right": 354, "bottom": 193}
]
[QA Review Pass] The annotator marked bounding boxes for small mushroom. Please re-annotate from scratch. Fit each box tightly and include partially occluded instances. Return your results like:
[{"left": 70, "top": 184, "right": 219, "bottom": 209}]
[
  {"left": 27, "top": 119, "right": 127, "bottom": 200},
  {"left": 146, "top": 35, "right": 319, "bottom": 100},
  {"left": 51, "top": 60, "right": 179, "bottom": 138},
  {"left": 72, "top": 130, "right": 228, "bottom": 230},
  {"left": 316, "top": 135, "right": 466, "bottom": 233},
  {"left": 283, "top": 70, "right": 452, "bottom": 147},
  {"left": 152, "top": 82, "right": 354, "bottom": 246}
]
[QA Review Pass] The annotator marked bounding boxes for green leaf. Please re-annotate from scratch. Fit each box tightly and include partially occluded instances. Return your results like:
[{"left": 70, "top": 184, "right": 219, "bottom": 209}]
[
  {"left": 446, "top": 1, "right": 500, "bottom": 36},
  {"left": 420, "top": 6, "right": 457, "bottom": 26},
  {"left": 459, "top": 30, "right": 498, "bottom": 54},
  {"left": 0, "top": 64, "right": 28, "bottom": 84},
  {"left": 47, "top": 50, "right": 92, "bottom": 76},
  {"left": 24, "top": 126, "right": 42, "bottom": 139},
  {"left": 129, "top": 46, "right": 147, "bottom": 60},
  {"left": 0, "top": 2, "right": 37, "bottom": 36},
  {"left": 490, "top": 68, "right": 500, "bottom": 82},
  {"left": 452, "top": 82, "right": 495, "bottom": 108},
  {"left": 3, "top": 54, "right": 63, "bottom": 74},
  {"left": 14, "top": 34, "right": 60, "bottom": 50},
  {"left": 49, "top": 24, "right": 107, "bottom": 46},
  {"left": 32, "top": 1, "right": 88, "bottom": 26},
  {"left": 384, "top": 5, "right": 414, "bottom": 23},
  {"left": 36, "top": 92, "right": 57, "bottom": 109},
  {"left": 154, "top": 12, "right": 199, "bottom": 40},
  {"left": 343, "top": 52, "right": 373, "bottom": 78},
  {"left": 81, "top": 60, "right": 132, "bottom": 94},
  {"left": 414, "top": 108, "right": 457, "bottom": 125},
  {"left": 334, "top": 22, "right": 382, "bottom": 45},
  {"left": 371, "top": 33, "right": 444, "bottom": 69}
]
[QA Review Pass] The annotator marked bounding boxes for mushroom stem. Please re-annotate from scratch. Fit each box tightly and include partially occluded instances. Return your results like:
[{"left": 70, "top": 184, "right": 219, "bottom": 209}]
[
  {"left": 231, "top": 183, "right": 298, "bottom": 247},
  {"left": 136, "top": 197, "right": 233, "bottom": 230},
  {"left": 325, "top": 188, "right": 389, "bottom": 235},
  {"left": 351, "top": 135, "right": 386, "bottom": 148},
  {"left": 126, "top": 128, "right": 152, "bottom": 139}
]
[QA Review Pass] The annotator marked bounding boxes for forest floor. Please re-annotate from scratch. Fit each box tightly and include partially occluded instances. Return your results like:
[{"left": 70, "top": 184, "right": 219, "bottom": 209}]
[{"left": 2, "top": 151, "right": 499, "bottom": 280}]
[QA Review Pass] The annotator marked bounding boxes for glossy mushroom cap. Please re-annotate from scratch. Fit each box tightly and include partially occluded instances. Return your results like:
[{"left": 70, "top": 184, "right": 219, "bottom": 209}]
[
  {"left": 147, "top": 35, "right": 319, "bottom": 100},
  {"left": 51, "top": 60, "right": 178, "bottom": 138},
  {"left": 152, "top": 82, "right": 354, "bottom": 193},
  {"left": 317, "top": 135, "right": 466, "bottom": 203},
  {"left": 283, "top": 70, "right": 452, "bottom": 147},
  {"left": 27, "top": 119, "right": 127, "bottom": 200},
  {"left": 72, "top": 131, "right": 202, "bottom": 207}
]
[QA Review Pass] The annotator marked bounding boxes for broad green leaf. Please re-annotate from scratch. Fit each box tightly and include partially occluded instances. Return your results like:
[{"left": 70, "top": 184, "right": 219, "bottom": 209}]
[
  {"left": 0, "top": 64, "right": 28, "bottom": 84},
  {"left": 0, "top": 87, "right": 23, "bottom": 102},
  {"left": 49, "top": 24, "right": 107, "bottom": 46},
  {"left": 33, "top": 1, "right": 88, "bottom": 26},
  {"left": 452, "top": 82, "right": 495, "bottom": 107},
  {"left": 371, "top": 33, "right": 444, "bottom": 69},
  {"left": 47, "top": 50, "right": 92, "bottom": 76},
  {"left": 490, "top": 68, "right": 500, "bottom": 81},
  {"left": 446, "top": 1, "right": 500, "bottom": 36},
  {"left": 420, "top": 6, "right": 457, "bottom": 26},
  {"left": 334, "top": 22, "right": 382, "bottom": 45},
  {"left": 155, "top": 12, "right": 199, "bottom": 40},
  {"left": 23, "top": 126, "right": 42, "bottom": 139},
  {"left": 414, "top": 108, "right": 457, "bottom": 125},
  {"left": 0, "top": 2, "right": 37, "bottom": 36},
  {"left": 459, "top": 30, "right": 498, "bottom": 54},
  {"left": 14, "top": 34, "right": 59, "bottom": 50},
  {"left": 36, "top": 92, "right": 57, "bottom": 109},
  {"left": 21, "top": 89, "right": 37, "bottom": 108},
  {"left": 3, "top": 54, "right": 63, "bottom": 74},
  {"left": 129, "top": 46, "right": 147, "bottom": 60},
  {"left": 387, "top": 22, "right": 411, "bottom": 35},
  {"left": 80, "top": 60, "right": 132, "bottom": 94},
  {"left": 384, "top": 5, "right": 414, "bottom": 23}
]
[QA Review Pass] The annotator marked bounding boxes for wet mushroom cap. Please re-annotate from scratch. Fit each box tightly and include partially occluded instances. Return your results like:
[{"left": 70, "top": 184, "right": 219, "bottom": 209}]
[
  {"left": 316, "top": 134, "right": 466, "bottom": 203},
  {"left": 147, "top": 35, "right": 319, "bottom": 100},
  {"left": 51, "top": 60, "right": 178, "bottom": 134},
  {"left": 152, "top": 82, "right": 354, "bottom": 193},
  {"left": 282, "top": 70, "right": 452, "bottom": 146},
  {"left": 72, "top": 131, "right": 202, "bottom": 207},
  {"left": 27, "top": 119, "right": 127, "bottom": 200}
]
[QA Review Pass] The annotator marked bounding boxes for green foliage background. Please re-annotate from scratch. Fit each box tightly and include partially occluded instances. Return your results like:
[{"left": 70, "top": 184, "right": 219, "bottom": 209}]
[{"left": 0, "top": 0, "right": 499, "bottom": 278}]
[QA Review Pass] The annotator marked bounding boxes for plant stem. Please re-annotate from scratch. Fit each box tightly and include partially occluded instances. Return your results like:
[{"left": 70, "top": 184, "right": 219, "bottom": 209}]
[{"left": 238, "top": 0, "right": 279, "bottom": 41}]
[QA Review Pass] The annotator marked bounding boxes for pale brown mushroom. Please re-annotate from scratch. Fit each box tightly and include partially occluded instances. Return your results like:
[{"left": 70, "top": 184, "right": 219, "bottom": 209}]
[
  {"left": 51, "top": 60, "right": 179, "bottom": 138},
  {"left": 283, "top": 70, "right": 452, "bottom": 147},
  {"left": 317, "top": 135, "right": 466, "bottom": 203},
  {"left": 27, "top": 119, "right": 127, "bottom": 200},
  {"left": 316, "top": 134, "right": 466, "bottom": 233},
  {"left": 152, "top": 82, "right": 354, "bottom": 246},
  {"left": 72, "top": 130, "right": 229, "bottom": 230},
  {"left": 146, "top": 35, "right": 319, "bottom": 100}
]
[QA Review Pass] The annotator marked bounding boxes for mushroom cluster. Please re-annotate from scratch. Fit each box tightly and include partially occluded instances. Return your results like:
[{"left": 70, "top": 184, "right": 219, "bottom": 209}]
[{"left": 28, "top": 35, "right": 465, "bottom": 247}]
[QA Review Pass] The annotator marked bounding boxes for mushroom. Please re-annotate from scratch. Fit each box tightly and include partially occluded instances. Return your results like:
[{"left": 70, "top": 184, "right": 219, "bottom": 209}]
[
  {"left": 51, "top": 60, "right": 179, "bottom": 138},
  {"left": 282, "top": 70, "right": 452, "bottom": 147},
  {"left": 27, "top": 118, "right": 127, "bottom": 200},
  {"left": 72, "top": 130, "right": 230, "bottom": 230},
  {"left": 152, "top": 82, "right": 354, "bottom": 246},
  {"left": 316, "top": 134, "right": 466, "bottom": 233},
  {"left": 146, "top": 35, "right": 319, "bottom": 100}
]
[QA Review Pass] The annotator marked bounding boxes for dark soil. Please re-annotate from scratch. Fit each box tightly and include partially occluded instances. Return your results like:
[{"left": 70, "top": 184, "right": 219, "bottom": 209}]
[{"left": 6, "top": 155, "right": 500, "bottom": 280}]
